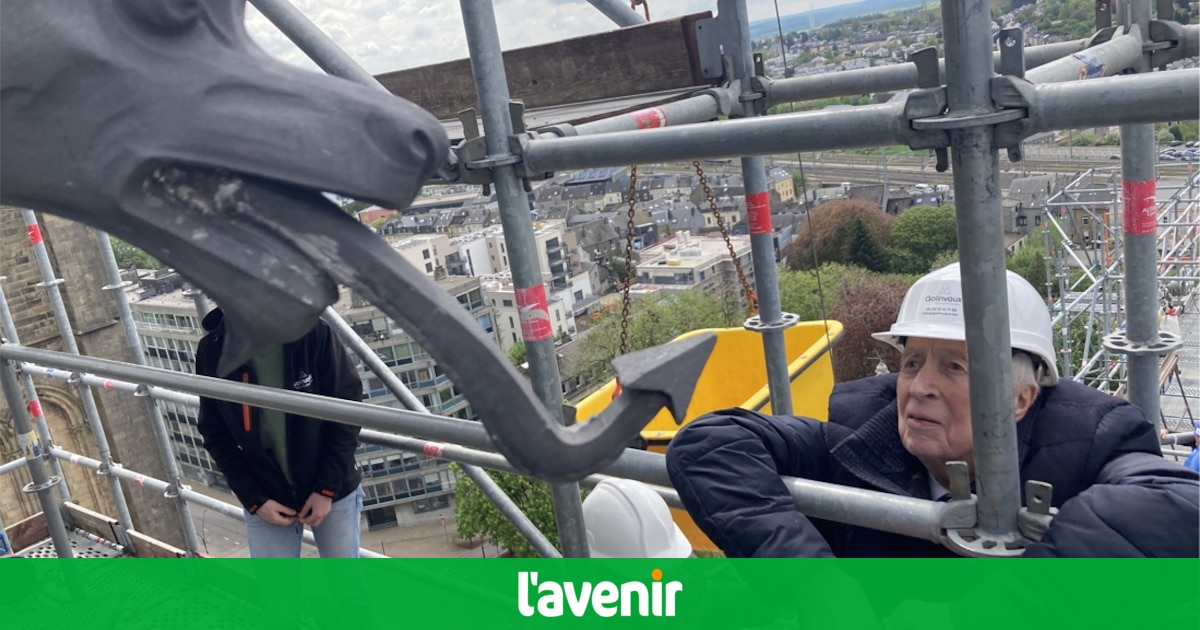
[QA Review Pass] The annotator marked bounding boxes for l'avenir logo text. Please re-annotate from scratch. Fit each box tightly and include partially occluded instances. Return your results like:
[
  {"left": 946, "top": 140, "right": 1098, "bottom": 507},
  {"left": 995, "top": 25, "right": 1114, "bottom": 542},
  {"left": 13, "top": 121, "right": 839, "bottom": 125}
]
[{"left": 517, "top": 569, "right": 683, "bottom": 618}]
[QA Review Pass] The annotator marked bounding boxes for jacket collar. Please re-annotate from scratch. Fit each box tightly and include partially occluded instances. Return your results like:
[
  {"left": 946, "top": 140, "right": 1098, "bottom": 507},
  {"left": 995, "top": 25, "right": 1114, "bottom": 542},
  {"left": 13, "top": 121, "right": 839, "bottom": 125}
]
[{"left": 829, "top": 387, "right": 1049, "bottom": 496}]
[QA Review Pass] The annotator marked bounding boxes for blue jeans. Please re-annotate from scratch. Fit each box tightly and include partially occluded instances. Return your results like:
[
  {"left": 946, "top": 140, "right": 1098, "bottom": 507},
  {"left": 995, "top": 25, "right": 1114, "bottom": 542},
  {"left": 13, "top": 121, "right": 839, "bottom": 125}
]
[{"left": 243, "top": 485, "right": 364, "bottom": 558}]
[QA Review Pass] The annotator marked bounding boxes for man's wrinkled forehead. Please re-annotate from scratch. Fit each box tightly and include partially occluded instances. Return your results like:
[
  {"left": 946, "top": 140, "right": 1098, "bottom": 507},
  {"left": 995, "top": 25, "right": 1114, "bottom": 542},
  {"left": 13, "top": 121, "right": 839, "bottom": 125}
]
[{"left": 899, "top": 336, "right": 969, "bottom": 359}]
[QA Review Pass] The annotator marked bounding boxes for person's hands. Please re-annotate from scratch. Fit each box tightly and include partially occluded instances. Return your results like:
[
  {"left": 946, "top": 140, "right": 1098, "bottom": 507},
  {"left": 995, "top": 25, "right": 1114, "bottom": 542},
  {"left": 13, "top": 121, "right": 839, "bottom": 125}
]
[
  {"left": 299, "top": 493, "right": 334, "bottom": 527},
  {"left": 257, "top": 499, "right": 298, "bottom": 526}
]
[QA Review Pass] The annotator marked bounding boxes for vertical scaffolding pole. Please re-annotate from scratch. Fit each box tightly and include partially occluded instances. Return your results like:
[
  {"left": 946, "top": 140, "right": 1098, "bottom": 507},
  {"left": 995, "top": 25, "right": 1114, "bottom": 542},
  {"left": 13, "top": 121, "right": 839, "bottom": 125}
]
[
  {"left": 1115, "top": 0, "right": 1167, "bottom": 431},
  {"left": 940, "top": 0, "right": 1022, "bottom": 542},
  {"left": 21, "top": 211, "right": 136, "bottom": 533},
  {"left": 459, "top": 0, "right": 588, "bottom": 558},
  {"left": 728, "top": 0, "right": 794, "bottom": 415},
  {"left": 0, "top": 358, "right": 72, "bottom": 557},
  {"left": 0, "top": 279, "right": 72, "bottom": 504},
  {"left": 94, "top": 231, "right": 202, "bottom": 555}
]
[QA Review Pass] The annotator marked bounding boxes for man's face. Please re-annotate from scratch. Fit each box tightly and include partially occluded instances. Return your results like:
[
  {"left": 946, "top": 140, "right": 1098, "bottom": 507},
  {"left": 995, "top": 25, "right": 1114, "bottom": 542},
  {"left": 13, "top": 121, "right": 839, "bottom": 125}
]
[{"left": 896, "top": 337, "right": 974, "bottom": 475}]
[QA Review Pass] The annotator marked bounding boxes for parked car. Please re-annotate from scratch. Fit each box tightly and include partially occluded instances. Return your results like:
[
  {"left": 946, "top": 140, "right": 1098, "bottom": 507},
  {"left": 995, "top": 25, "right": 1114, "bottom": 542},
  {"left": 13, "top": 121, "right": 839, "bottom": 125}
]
[{"left": 1170, "top": 140, "right": 1184, "bottom": 147}]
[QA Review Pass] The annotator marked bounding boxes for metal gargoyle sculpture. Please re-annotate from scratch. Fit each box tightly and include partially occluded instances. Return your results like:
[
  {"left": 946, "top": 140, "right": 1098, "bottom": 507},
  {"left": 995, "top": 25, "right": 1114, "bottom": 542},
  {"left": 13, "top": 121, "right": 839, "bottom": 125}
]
[{"left": 0, "top": 0, "right": 715, "bottom": 481}]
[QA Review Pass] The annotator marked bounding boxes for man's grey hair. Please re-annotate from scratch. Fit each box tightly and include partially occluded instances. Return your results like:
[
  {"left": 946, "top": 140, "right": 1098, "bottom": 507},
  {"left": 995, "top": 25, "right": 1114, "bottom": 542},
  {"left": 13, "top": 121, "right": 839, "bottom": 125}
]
[{"left": 1012, "top": 351, "right": 1040, "bottom": 394}]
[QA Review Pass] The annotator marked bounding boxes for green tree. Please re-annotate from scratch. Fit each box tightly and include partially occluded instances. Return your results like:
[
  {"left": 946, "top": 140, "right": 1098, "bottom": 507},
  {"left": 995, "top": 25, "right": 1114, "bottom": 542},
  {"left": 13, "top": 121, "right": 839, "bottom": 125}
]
[
  {"left": 847, "top": 217, "right": 889, "bottom": 272},
  {"left": 567, "top": 289, "right": 743, "bottom": 386},
  {"left": 507, "top": 342, "right": 526, "bottom": 366},
  {"left": 777, "top": 263, "right": 853, "bottom": 321},
  {"left": 929, "top": 249, "right": 959, "bottom": 270},
  {"left": 1007, "top": 237, "right": 1051, "bottom": 298},
  {"left": 783, "top": 198, "right": 895, "bottom": 271},
  {"left": 109, "top": 236, "right": 163, "bottom": 270},
  {"left": 453, "top": 464, "right": 563, "bottom": 557},
  {"left": 886, "top": 205, "right": 958, "bottom": 275}
]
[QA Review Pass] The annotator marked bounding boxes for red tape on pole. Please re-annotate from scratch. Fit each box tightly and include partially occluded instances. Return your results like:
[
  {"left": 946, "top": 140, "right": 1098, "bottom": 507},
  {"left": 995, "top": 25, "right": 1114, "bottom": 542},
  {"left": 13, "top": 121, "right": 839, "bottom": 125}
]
[
  {"left": 515, "top": 284, "right": 553, "bottom": 342},
  {"left": 26, "top": 224, "right": 42, "bottom": 245},
  {"left": 630, "top": 107, "right": 667, "bottom": 129},
  {"left": 747, "top": 191, "right": 772, "bottom": 235},
  {"left": 1122, "top": 179, "right": 1156, "bottom": 235}
]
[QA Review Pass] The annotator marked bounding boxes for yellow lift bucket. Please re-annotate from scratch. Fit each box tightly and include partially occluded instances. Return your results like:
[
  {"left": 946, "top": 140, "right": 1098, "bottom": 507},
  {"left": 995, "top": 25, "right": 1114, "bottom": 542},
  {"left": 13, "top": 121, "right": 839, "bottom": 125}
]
[{"left": 574, "top": 320, "right": 842, "bottom": 553}]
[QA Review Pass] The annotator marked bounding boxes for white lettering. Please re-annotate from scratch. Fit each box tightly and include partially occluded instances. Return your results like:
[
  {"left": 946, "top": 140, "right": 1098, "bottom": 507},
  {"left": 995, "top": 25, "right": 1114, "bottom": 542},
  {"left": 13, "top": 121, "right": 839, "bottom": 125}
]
[
  {"left": 591, "top": 582, "right": 619, "bottom": 617},
  {"left": 652, "top": 580, "right": 662, "bottom": 616},
  {"left": 666, "top": 581, "right": 683, "bottom": 617},
  {"left": 620, "top": 581, "right": 648, "bottom": 617},
  {"left": 517, "top": 572, "right": 536, "bottom": 617},
  {"left": 564, "top": 581, "right": 593, "bottom": 617},
  {"left": 537, "top": 580, "right": 563, "bottom": 617}
]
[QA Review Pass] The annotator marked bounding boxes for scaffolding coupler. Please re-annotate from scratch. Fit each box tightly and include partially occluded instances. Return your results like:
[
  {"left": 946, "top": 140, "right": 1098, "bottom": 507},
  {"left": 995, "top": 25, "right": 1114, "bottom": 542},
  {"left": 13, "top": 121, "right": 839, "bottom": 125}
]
[{"left": 937, "top": 462, "right": 1060, "bottom": 557}]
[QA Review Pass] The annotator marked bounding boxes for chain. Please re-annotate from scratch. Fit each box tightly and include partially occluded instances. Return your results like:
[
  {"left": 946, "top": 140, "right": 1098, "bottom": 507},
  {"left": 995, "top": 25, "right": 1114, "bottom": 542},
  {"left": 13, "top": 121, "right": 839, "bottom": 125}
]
[
  {"left": 619, "top": 165, "right": 639, "bottom": 355},
  {"left": 693, "top": 161, "right": 757, "bottom": 313}
]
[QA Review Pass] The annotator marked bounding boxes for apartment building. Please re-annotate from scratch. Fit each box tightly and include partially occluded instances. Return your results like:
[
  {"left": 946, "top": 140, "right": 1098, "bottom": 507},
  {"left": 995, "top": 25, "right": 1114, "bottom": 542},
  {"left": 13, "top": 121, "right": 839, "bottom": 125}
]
[{"left": 632, "top": 231, "right": 756, "bottom": 309}]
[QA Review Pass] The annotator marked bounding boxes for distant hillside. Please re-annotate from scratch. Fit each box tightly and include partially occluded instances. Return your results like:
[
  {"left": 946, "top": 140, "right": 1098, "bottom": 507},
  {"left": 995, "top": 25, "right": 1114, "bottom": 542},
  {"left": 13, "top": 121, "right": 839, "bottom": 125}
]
[{"left": 749, "top": 0, "right": 932, "bottom": 39}]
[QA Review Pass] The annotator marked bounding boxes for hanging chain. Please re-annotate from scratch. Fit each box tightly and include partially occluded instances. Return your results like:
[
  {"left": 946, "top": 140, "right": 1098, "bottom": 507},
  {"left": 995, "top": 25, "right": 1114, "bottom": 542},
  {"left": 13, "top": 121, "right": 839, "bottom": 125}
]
[
  {"left": 619, "top": 165, "right": 639, "bottom": 355},
  {"left": 693, "top": 161, "right": 757, "bottom": 313}
]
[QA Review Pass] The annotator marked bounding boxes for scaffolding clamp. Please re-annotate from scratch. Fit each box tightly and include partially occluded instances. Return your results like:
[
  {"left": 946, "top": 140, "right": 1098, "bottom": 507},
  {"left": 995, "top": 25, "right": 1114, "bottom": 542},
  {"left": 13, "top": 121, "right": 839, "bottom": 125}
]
[
  {"left": 743, "top": 312, "right": 799, "bottom": 334},
  {"left": 1148, "top": 20, "right": 1191, "bottom": 69},
  {"left": 1017, "top": 480, "right": 1057, "bottom": 542},
  {"left": 1102, "top": 329, "right": 1184, "bottom": 356},
  {"left": 22, "top": 474, "right": 62, "bottom": 495}
]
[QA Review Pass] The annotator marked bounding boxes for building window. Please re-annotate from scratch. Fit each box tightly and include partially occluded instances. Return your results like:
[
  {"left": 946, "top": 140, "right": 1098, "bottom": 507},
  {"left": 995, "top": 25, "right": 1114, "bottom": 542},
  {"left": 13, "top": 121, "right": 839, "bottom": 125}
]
[
  {"left": 423, "top": 249, "right": 431, "bottom": 259},
  {"left": 1034, "top": 216, "right": 1042, "bottom": 226},
  {"left": 425, "top": 262, "right": 433, "bottom": 273},
  {"left": 508, "top": 316, "right": 514, "bottom": 328},
  {"left": 502, "top": 299, "right": 513, "bottom": 307}
]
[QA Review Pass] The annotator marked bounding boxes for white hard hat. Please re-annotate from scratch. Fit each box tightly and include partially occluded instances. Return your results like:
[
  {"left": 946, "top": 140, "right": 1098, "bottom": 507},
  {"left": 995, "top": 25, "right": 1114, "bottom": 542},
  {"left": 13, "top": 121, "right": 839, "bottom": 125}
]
[
  {"left": 583, "top": 478, "right": 692, "bottom": 559},
  {"left": 871, "top": 262, "right": 1059, "bottom": 386}
]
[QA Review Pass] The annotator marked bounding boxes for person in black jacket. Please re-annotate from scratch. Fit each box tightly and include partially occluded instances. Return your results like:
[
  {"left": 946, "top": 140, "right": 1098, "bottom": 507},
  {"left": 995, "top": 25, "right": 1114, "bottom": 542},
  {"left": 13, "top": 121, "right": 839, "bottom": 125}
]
[
  {"left": 196, "top": 307, "right": 364, "bottom": 558},
  {"left": 667, "top": 264, "right": 1199, "bottom": 557}
]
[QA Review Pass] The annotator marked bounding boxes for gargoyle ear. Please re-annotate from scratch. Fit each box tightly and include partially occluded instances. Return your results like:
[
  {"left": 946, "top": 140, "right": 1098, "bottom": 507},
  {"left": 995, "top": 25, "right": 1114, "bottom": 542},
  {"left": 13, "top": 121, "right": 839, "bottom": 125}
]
[{"left": 115, "top": 0, "right": 203, "bottom": 35}]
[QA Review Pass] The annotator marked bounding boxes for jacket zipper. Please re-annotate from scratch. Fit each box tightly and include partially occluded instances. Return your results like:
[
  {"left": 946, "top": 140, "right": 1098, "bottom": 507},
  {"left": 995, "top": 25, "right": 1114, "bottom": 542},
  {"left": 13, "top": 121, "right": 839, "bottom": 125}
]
[{"left": 241, "top": 371, "right": 252, "bottom": 432}]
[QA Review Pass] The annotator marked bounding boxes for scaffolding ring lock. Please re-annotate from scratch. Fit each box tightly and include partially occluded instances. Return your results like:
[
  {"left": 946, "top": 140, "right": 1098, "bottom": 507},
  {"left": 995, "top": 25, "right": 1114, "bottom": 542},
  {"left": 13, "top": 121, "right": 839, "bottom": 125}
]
[
  {"left": 743, "top": 312, "right": 800, "bottom": 334},
  {"left": 22, "top": 475, "right": 62, "bottom": 495},
  {"left": 1102, "top": 330, "right": 1184, "bottom": 356}
]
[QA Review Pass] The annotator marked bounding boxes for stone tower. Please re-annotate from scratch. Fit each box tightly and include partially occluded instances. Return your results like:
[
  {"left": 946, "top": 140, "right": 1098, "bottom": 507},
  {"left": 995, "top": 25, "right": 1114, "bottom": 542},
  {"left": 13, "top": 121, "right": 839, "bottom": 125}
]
[{"left": 0, "top": 206, "right": 185, "bottom": 548}]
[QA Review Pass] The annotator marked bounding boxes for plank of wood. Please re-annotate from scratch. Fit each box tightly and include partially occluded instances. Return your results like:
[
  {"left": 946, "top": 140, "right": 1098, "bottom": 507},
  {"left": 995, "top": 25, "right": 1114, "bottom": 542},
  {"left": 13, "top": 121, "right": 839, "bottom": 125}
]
[
  {"left": 5, "top": 512, "right": 49, "bottom": 552},
  {"left": 127, "top": 529, "right": 188, "bottom": 558},
  {"left": 376, "top": 13, "right": 713, "bottom": 121},
  {"left": 63, "top": 501, "right": 119, "bottom": 542}
]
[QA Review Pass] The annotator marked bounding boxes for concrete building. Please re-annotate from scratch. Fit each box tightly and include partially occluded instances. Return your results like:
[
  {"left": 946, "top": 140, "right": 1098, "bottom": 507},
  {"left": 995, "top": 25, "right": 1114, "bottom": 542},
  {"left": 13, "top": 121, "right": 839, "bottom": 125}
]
[
  {"left": 481, "top": 274, "right": 573, "bottom": 352},
  {"left": 384, "top": 233, "right": 451, "bottom": 277},
  {"left": 632, "top": 230, "right": 756, "bottom": 309}
]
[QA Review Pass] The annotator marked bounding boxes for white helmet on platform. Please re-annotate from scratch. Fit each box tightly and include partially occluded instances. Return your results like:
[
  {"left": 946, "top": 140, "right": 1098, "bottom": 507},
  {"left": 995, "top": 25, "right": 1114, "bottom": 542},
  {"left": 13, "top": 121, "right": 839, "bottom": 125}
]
[
  {"left": 871, "top": 263, "right": 1059, "bottom": 386},
  {"left": 583, "top": 478, "right": 692, "bottom": 559}
]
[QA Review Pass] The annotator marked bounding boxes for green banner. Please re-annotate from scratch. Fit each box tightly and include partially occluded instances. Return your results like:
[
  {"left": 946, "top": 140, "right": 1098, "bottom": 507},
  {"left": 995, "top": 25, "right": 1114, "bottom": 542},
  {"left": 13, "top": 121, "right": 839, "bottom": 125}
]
[{"left": 1, "top": 559, "right": 1196, "bottom": 628}]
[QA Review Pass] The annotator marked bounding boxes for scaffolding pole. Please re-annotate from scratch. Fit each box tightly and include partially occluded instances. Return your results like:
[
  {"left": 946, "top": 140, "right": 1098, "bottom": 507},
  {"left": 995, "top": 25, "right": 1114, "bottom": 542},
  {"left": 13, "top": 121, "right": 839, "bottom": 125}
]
[
  {"left": 0, "top": 359, "right": 72, "bottom": 557},
  {"left": 585, "top": 0, "right": 648, "bottom": 27},
  {"left": 0, "top": 280, "right": 72, "bottom": 504},
  {"left": 1112, "top": 0, "right": 1174, "bottom": 433},
  {"left": 2, "top": 344, "right": 976, "bottom": 545},
  {"left": 248, "top": 0, "right": 383, "bottom": 88},
  {"left": 519, "top": 71, "right": 1200, "bottom": 172},
  {"left": 725, "top": 0, "right": 795, "bottom": 414},
  {"left": 46, "top": 447, "right": 387, "bottom": 558},
  {"left": 20, "top": 210, "right": 135, "bottom": 534},
  {"left": 460, "top": 0, "right": 588, "bottom": 558},
  {"left": 940, "top": 0, "right": 1023, "bottom": 551},
  {"left": 321, "top": 308, "right": 562, "bottom": 558},
  {"left": 94, "top": 230, "right": 202, "bottom": 555},
  {"left": 765, "top": 38, "right": 1090, "bottom": 105}
]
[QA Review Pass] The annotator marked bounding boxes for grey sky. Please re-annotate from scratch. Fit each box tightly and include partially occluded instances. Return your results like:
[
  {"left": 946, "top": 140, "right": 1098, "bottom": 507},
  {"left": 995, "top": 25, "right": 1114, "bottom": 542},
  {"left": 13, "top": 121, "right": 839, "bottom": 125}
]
[{"left": 244, "top": 0, "right": 860, "bottom": 75}]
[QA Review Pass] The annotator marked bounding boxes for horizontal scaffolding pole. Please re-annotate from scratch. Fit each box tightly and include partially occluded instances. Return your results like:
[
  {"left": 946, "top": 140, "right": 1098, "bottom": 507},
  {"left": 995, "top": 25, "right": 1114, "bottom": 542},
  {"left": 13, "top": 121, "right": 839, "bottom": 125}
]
[
  {"left": 1025, "top": 31, "right": 1143, "bottom": 84},
  {"left": 765, "top": 38, "right": 1089, "bottom": 105},
  {"left": 1030, "top": 69, "right": 1200, "bottom": 132},
  {"left": 521, "top": 102, "right": 908, "bottom": 172},
  {"left": 0, "top": 457, "right": 27, "bottom": 476},
  {"left": 569, "top": 89, "right": 730, "bottom": 136},
  {"left": 49, "top": 447, "right": 387, "bottom": 558},
  {"left": 6, "top": 345, "right": 974, "bottom": 545}
]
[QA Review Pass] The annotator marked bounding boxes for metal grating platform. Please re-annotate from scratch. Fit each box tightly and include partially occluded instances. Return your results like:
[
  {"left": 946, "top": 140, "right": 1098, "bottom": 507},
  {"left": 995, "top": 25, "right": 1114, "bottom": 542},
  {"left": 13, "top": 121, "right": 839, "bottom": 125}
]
[{"left": 13, "top": 530, "right": 127, "bottom": 558}]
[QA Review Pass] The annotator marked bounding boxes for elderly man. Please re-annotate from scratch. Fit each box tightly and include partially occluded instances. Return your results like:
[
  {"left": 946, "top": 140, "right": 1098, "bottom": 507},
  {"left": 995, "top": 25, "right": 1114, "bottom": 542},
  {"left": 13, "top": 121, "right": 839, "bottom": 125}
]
[{"left": 667, "top": 264, "right": 1199, "bottom": 557}]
